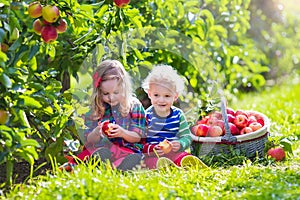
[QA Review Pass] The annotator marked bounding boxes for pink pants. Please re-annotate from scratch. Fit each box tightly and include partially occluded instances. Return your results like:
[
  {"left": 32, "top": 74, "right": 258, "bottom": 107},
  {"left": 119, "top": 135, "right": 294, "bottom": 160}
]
[
  {"left": 143, "top": 151, "right": 190, "bottom": 169},
  {"left": 69, "top": 144, "right": 135, "bottom": 168}
]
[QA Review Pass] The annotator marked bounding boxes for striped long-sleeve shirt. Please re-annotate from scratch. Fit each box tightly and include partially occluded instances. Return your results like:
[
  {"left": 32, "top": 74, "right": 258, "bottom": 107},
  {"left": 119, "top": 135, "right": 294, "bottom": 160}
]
[{"left": 143, "top": 105, "right": 192, "bottom": 153}]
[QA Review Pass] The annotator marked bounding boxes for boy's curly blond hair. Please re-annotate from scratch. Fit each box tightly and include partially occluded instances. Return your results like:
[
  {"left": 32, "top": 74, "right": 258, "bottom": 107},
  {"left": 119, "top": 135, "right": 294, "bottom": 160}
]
[{"left": 142, "top": 64, "right": 185, "bottom": 95}]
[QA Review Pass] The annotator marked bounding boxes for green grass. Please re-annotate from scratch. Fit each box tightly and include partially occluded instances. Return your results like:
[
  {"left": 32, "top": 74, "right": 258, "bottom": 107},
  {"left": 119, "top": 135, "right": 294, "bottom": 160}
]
[{"left": 2, "top": 76, "right": 300, "bottom": 200}]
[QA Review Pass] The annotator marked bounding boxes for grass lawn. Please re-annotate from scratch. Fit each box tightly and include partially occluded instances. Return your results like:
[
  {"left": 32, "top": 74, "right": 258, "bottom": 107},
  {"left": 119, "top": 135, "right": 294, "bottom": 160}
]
[{"left": 1, "top": 76, "right": 300, "bottom": 200}]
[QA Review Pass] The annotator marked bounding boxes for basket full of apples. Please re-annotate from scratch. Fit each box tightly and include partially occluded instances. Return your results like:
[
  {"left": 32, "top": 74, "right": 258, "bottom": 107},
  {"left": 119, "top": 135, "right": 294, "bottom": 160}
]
[{"left": 190, "top": 100, "right": 270, "bottom": 158}]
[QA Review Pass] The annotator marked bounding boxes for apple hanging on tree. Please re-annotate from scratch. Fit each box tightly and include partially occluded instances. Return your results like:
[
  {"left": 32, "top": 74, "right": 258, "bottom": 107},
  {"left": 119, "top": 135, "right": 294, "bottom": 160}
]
[
  {"left": 28, "top": 1, "right": 43, "bottom": 18},
  {"left": 42, "top": 5, "right": 60, "bottom": 23},
  {"left": 41, "top": 25, "right": 58, "bottom": 43},
  {"left": 114, "top": 0, "right": 130, "bottom": 8}
]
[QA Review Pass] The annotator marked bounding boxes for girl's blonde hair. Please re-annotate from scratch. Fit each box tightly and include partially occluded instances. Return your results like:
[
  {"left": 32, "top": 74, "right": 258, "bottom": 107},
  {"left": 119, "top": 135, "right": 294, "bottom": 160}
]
[
  {"left": 91, "top": 60, "right": 133, "bottom": 119},
  {"left": 142, "top": 64, "right": 185, "bottom": 95}
]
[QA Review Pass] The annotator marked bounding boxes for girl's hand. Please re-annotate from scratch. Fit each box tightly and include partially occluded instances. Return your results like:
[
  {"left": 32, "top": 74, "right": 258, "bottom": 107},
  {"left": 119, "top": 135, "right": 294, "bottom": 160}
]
[
  {"left": 105, "top": 123, "right": 125, "bottom": 138},
  {"left": 171, "top": 141, "right": 181, "bottom": 152}
]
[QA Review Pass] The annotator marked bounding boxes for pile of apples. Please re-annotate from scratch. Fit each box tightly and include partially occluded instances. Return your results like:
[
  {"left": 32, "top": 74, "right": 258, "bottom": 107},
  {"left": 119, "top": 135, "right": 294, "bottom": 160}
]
[
  {"left": 191, "top": 108, "right": 265, "bottom": 137},
  {"left": 27, "top": 2, "right": 68, "bottom": 43}
]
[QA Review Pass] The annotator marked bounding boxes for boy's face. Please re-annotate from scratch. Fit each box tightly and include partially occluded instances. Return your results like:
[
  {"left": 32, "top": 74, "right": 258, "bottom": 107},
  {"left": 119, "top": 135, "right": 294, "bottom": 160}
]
[
  {"left": 100, "top": 79, "right": 123, "bottom": 106},
  {"left": 148, "top": 83, "right": 178, "bottom": 117}
]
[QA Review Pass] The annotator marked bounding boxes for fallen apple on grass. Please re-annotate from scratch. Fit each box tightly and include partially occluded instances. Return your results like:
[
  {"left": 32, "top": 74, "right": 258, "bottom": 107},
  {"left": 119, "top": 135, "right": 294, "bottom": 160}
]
[{"left": 267, "top": 147, "right": 286, "bottom": 161}]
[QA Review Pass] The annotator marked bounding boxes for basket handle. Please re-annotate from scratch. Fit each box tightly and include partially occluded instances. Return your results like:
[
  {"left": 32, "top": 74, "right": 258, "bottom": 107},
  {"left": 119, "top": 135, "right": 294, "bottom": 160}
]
[{"left": 220, "top": 98, "right": 237, "bottom": 143}]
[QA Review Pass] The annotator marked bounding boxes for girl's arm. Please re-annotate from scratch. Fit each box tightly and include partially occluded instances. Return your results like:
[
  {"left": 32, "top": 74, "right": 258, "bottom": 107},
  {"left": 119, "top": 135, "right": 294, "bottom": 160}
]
[{"left": 86, "top": 125, "right": 102, "bottom": 144}]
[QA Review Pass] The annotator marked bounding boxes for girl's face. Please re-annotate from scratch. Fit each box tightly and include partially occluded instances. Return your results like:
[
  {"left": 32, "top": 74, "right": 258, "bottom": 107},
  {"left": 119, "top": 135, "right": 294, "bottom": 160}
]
[
  {"left": 100, "top": 79, "right": 123, "bottom": 106},
  {"left": 148, "top": 83, "right": 178, "bottom": 117}
]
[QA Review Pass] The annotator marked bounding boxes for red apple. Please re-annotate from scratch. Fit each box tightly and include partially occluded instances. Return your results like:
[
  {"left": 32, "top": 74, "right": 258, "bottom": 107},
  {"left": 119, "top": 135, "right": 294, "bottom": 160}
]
[
  {"left": 234, "top": 114, "right": 249, "bottom": 129},
  {"left": 114, "top": 0, "right": 130, "bottom": 8},
  {"left": 248, "top": 122, "right": 263, "bottom": 131},
  {"left": 235, "top": 109, "right": 248, "bottom": 118},
  {"left": 41, "top": 25, "right": 58, "bottom": 43},
  {"left": 56, "top": 18, "right": 68, "bottom": 33},
  {"left": 0, "top": 110, "right": 9, "bottom": 125},
  {"left": 33, "top": 19, "right": 44, "bottom": 35},
  {"left": 28, "top": 2, "right": 43, "bottom": 18},
  {"left": 226, "top": 107, "right": 235, "bottom": 116},
  {"left": 196, "top": 124, "right": 210, "bottom": 137},
  {"left": 0, "top": 43, "right": 9, "bottom": 52},
  {"left": 257, "top": 118, "right": 265, "bottom": 126},
  {"left": 158, "top": 139, "right": 172, "bottom": 154},
  {"left": 210, "top": 111, "right": 223, "bottom": 120},
  {"left": 42, "top": 5, "right": 60, "bottom": 23},
  {"left": 102, "top": 121, "right": 114, "bottom": 136},
  {"left": 240, "top": 127, "right": 253, "bottom": 134},
  {"left": 247, "top": 115, "right": 257, "bottom": 126},
  {"left": 208, "top": 125, "right": 223, "bottom": 137},
  {"left": 190, "top": 125, "right": 198, "bottom": 135},
  {"left": 228, "top": 122, "right": 240, "bottom": 135},
  {"left": 207, "top": 116, "right": 218, "bottom": 126},
  {"left": 227, "top": 114, "right": 235, "bottom": 123},
  {"left": 267, "top": 147, "right": 286, "bottom": 161},
  {"left": 196, "top": 116, "right": 209, "bottom": 125}
]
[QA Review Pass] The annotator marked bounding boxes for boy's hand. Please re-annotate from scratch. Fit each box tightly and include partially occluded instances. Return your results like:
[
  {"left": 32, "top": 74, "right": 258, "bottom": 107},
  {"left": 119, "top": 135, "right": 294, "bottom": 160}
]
[{"left": 171, "top": 141, "right": 181, "bottom": 152}]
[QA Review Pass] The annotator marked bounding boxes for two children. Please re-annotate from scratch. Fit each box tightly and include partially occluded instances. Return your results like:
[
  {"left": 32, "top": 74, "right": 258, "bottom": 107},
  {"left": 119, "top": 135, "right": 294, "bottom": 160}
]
[{"left": 61, "top": 60, "right": 206, "bottom": 172}]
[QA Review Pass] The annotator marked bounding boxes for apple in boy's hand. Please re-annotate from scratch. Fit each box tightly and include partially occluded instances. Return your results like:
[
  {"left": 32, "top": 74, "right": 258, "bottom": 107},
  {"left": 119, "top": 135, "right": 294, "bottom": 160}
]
[
  {"left": 102, "top": 121, "right": 114, "bottom": 136},
  {"left": 158, "top": 139, "right": 172, "bottom": 154},
  {"left": 234, "top": 114, "right": 249, "bottom": 129},
  {"left": 249, "top": 122, "right": 263, "bottom": 131},
  {"left": 208, "top": 125, "right": 223, "bottom": 137},
  {"left": 267, "top": 147, "right": 286, "bottom": 161}
]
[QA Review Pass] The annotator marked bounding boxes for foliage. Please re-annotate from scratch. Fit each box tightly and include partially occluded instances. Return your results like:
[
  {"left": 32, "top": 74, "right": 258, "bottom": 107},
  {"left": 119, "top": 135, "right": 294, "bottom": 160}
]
[{"left": 0, "top": 0, "right": 298, "bottom": 188}]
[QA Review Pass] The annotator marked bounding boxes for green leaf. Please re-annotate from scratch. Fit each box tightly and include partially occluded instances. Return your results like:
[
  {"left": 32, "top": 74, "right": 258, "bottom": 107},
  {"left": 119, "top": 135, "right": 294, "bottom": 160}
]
[
  {"left": 19, "top": 95, "right": 42, "bottom": 108},
  {"left": 0, "top": 73, "right": 12, "bottom": 88}
]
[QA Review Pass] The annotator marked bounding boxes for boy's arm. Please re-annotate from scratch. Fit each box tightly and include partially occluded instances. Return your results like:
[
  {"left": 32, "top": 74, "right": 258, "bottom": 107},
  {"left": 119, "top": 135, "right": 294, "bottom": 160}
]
[{"left": 177, "top": 113, "right": 192, "bottom": 151}]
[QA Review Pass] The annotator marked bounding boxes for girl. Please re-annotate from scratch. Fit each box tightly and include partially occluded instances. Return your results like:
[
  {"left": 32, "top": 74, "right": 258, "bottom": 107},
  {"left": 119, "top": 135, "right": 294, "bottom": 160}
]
[{"left": 61, "top": 60, "right": 146, "bottom": 171}]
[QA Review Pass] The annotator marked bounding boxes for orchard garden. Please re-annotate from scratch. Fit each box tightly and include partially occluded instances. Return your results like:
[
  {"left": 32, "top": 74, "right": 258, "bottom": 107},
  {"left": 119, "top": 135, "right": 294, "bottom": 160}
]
[{"left": 0, "top": 0, "right": 300, "bottom": 199}]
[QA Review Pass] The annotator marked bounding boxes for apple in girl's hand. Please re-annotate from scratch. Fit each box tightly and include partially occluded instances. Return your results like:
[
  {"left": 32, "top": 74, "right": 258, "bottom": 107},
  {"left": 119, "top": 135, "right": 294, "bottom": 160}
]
[
  {"left": 249, "top": 122, "right": 263, "bottom": 131},
  {"left": 102, "top": 121, "right": 114, "bottom": 136},
  {"left": 208, "top": 125, "right": 223, "bottom": 137},
  {"left": 267, "top": 147, "right": 286, "bottom": 161},
  {"left": 234, "top": 114, "right": 249, "bottom": 129},
  {"left": 158, "top": 139, "right": 172, "bottom": 154},
  {"left": 228, "top": 123, "right": 240, "bottom": 135},
  {"left": 240, "top": 127, "right": 253, "bottom": 134}
]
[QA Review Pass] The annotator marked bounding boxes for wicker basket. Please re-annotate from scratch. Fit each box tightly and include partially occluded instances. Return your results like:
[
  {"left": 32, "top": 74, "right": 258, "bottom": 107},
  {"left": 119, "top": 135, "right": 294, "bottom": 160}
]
[{"left": 191, "top": 100, "right": 270, "bottom": 159}]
